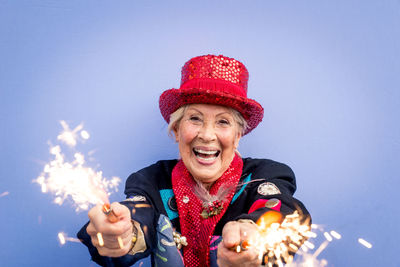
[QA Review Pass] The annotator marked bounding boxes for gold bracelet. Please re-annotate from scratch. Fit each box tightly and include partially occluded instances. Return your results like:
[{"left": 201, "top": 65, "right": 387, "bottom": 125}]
[
  {"left": 128, "top": 220, "right": 147, "bottom": 256},
  {"left": 129, "top": 220, "right": 138, "bottom": 249}
]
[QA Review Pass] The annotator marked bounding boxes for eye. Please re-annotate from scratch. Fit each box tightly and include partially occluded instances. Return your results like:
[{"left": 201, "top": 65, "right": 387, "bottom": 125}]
[
  {"left": 189, "top": 116, "right": 202, "bottom": 123},
  {"left": 218, "top": 119, "right": 230, "bottom": 125}
]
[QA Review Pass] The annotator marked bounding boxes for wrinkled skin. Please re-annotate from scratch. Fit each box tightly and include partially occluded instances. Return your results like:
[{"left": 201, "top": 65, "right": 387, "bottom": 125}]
[
  {"left": 217, "top": 221, "right": 262, "bottom": 267},
  {"left": 173, "top": 104, "right": 241, "bottom": 187},
  {"left": 86, "top": 202, "right": 133, "bottom": 257},
  {"left": 87, "top": 104, "right": 251, "bottom": 262}
]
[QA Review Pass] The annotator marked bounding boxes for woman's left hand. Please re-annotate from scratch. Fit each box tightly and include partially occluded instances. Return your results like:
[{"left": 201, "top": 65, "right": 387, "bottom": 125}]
[{"left": 217, "top": 221, "right": 261, "bottom": 267}]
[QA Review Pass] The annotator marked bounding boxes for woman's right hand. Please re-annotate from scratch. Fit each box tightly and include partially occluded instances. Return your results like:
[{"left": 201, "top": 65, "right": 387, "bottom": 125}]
[{"left": 86, "top": 202, "right": 133, "bottom": 257}]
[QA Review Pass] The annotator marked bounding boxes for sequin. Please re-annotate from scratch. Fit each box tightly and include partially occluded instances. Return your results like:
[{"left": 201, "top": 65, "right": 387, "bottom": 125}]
[
  {"left": 171, "top": 155, "right": 243, "bottom": 267},
  {"left": 159, "top": 54, "right": 264, "bottom": 135}
]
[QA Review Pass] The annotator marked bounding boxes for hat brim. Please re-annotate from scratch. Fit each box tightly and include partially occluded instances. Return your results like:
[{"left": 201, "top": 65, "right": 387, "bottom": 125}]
[{"left": 159, "top": 88, "right": 264, "bottom": 135}]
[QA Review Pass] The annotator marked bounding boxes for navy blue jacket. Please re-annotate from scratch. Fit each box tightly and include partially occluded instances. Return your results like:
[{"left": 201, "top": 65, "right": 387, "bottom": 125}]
[{"left": 77, "top": 157, "right": 310, "bottom": 266}]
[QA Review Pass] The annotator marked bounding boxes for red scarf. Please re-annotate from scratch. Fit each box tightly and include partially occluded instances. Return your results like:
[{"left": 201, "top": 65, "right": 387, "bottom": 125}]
[{"left": 172, "top": 154, "right": 243, "bottom": 267}]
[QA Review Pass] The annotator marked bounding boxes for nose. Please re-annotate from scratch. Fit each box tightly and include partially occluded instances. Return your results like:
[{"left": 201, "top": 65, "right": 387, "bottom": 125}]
[{"left": 197, "top": 121, "right": 216, "bottom": 142}]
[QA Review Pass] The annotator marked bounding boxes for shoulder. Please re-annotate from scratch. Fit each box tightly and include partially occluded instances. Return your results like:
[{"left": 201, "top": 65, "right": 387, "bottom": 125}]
[
  {"left": 135, "top": 159, "right": 178, "bottom": 178},
  {"left": 242, "top": 157, "right": 295, "bottom": 178},
  {"left": 242, "top": 157, "right": 296, "bottom": 195},
  {"left": 124, "top": 159, "right": 178, "bottom": 195}
]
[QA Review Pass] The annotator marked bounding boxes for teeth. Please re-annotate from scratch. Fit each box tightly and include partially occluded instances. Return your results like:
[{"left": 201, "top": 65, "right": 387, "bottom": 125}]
[
  {"left": 196, "top": 155, "right": 217, "bottom": 161},
  {"left": 194, "top": 148, "right": 218, "bottom": 155}
]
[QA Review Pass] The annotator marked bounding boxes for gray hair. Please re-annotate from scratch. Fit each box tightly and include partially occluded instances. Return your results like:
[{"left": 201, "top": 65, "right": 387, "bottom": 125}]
[{"left": 167, "top": 104, "right": 248, "bottom": 137}]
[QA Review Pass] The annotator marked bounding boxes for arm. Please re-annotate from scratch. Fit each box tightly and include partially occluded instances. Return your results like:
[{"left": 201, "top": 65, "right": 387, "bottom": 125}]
[
  {"left": 235, "top": 159, "right": 310, "bottom": 223},
  {"left": 217, "top": 159, "right": 311, "bottom": 266},
  {"left": 77, "top": 203, "right": 147, "bottom": 267},
  {"left": 77, "top": 173, "right": 159, "bottom": 266}
]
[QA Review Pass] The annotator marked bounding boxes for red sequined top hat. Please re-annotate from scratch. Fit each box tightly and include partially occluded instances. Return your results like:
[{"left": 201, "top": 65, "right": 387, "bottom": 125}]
[{"left": 159, "top": 55, "right": 264, "bottom": 135}]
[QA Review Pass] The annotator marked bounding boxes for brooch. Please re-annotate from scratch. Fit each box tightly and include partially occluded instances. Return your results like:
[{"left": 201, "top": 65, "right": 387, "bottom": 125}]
[
  {"left": 201, "top": 200, "right": 223, "bottom": 219},
  {"left": 172, "top": 231, "right": 188, "bottom": 249}
]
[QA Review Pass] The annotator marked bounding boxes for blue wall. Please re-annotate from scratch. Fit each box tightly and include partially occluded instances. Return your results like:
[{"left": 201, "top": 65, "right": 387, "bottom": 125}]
[{"left": 1, "top": 1, "right": 399, "bottom": 266}]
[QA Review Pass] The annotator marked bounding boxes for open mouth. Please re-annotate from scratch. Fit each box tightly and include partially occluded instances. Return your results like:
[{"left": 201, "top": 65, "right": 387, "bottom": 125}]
[{"left": 193, "top": 148, "right": 220, "bottom": 161}]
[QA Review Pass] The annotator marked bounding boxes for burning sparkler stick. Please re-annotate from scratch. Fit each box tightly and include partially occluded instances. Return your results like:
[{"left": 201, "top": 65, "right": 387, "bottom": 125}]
[
  {"left": 102, "top": 203, "right": 119, "bottom": 223},
  {"left": 233, "top": 240, "right": 250, "bottom": 253}
]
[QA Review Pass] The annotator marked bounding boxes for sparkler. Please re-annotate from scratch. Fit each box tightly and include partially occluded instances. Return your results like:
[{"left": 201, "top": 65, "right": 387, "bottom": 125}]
[
  {"left": 235, "top": 209, "right": 373, "bottom": 266},
  {"left": 33, "top": 121, "right": 152, "bottom": 250},
  {"left": 33, "top": 121, "right": 127, "bottom": 250},
  {"left": 102, "top": 203, "right": 119, "bottom": 223},
  {"left": 251, "top": 210, "right": 311, "bottom": 266},
  {"left": 33, "top": 120, "right": 121, "bottom": 212},
  {"left": 35, "top": 121, "right": 374, "bottom": 261}
]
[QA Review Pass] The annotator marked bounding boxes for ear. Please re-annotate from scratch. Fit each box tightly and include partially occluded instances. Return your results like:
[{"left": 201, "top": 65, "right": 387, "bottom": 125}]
[
  {"left": 172, "top": 125, "right": 179, "bottom": 143},
  {"left": 234, "top": 132, "right": 241, "bottom": 149}
]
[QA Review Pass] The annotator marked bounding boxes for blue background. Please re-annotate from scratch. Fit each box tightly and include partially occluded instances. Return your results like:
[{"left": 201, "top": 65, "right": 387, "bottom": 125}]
[{"left": 1, "top": 0, "right": 399, "bottom": 266}]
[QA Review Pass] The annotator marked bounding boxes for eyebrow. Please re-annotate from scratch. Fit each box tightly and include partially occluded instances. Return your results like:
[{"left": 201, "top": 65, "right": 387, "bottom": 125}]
[{"left": 187, "top": 107, "right": 232, "bottom": 117}]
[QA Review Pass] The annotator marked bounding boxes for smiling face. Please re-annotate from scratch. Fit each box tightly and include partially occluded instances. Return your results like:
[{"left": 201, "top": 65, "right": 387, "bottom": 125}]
[{"left": 173, "top": 104, "right": 241, "bottom": 186}]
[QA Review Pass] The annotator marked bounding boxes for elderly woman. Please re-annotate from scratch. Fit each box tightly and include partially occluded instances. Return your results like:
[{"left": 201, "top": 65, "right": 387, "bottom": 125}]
[{"left": 78, "top": 55, "right": 310, "bottom": 267}]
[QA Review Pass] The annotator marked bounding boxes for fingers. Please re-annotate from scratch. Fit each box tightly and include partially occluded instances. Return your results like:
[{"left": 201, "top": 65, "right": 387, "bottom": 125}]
[
  {"left": 88, "top": 204, "right": 131, "bottom": 236},
  {"left": 88, "top": 205, "right": 104, "bottom": 226},
  {"left": 218, "top": 221, "right": 262, "bottom": 267},
  {"left": 222, "top": 221, "right": 257, "bottom": 248},
  {"left": 86, "top": 221, "right": 97, "bottom": 236},
  {"left": 89, "top": 232, "right": 131, "bottom": 250},
  {"left": 222, "top": 221, "right": 241, "bottom": 249},
  {"left": 217, "top": 241, "right": 261, "bottom": 267},
  {"left": 110, "top": 202, "right": 130, "bottom": 218},
  {"left": 100, "top": 227, "right": 132, "bottom": 249},
  {"left": 86, "top": 202, "right": 134, "bottom": 257},
  {"left": 97, "top": 238, "right": 132, "bottom": 257}
]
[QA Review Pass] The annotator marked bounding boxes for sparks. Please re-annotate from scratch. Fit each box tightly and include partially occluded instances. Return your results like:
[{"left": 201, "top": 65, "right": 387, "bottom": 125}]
[
  {"left": 33, "top": 121, "right": 121, "bottom": 212},
  {"left": 330, "top": 231, "right": 341, "bottom": 240},
  {"left": 0, "top": 191, "right": 9, "bottom": 197},
  {"left": 117, "top": 236, "right": 124, "bottom": 249},
  {"left": 304, "top": 240, "right": 315, "bottom": 250},
  {"left": 250, "top": 210, "right": 311, "bottom": 265},
  {"left": 97, "top": 232, "right": 104, "bottom": 247},
  {"left": 58, "top": 232, "right": 66, "bottom": 245},
  {"left": 312, "top": 240, "right": 329, "bottom": 259},
  {"left": 323, "top": 232, "right": 333, "bottom": 242},
  {"left": 58, "top": 232, "right": 80, "bottom": 245},
  {"left": 80, "top": 130, "right": 90, "bottom": 140},
  {"left": 358, "top": 238, "right": 372, "bottom": 249},
  {"left": 134, "top": 204, "right": 152, "bottom": 209},
  {"left": 236, "top": 245, "right": 241, "bottom": 253},
  {"left": 244, "top": 211, "right": 350, "bottom": 266},
  {"left": 250, "top": 216, "right": 371, "bottom": 266},
  {"left": 57, "top": 120, "right": 83, "bottom": 147}
]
